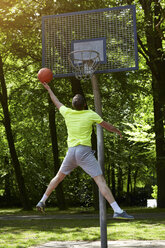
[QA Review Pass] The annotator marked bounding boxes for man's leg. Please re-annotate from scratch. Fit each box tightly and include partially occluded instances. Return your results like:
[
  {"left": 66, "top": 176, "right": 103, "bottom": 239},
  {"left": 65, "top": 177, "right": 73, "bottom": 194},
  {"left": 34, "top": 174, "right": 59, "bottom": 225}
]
[
  {"left": 36, "top": 147, "right": 77, "bottom": 212},
  {"left": 93, "top": 175, "right": 134, "bottom": 219},
  {"left": 45, "top": 171, "right": 66, "bottom": 197},
  {"left": 93, "top": 175, "right": 115, "bottom": 204},
  {"left": 93, "top": 175, "right": 122, "bottom": 211},
  {"left": 36, "top": 171, "right": 66, "bottom": 212}
]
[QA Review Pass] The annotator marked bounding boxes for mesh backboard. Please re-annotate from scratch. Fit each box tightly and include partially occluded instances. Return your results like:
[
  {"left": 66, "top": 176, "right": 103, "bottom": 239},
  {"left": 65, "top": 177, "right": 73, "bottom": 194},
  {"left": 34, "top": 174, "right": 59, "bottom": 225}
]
[{"left": 42, "top": 5, "right": 138, "bottom": 78}]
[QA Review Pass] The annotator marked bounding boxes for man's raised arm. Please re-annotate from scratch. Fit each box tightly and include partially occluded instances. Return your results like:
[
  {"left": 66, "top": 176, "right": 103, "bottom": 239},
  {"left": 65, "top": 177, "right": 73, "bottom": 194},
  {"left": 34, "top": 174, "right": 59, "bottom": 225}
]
[
  {"left": 99, "top": 121, "right": 122, "bottom": 139},
  {"left": 42, "top": 82, "right": 63, "bottom": 110}
]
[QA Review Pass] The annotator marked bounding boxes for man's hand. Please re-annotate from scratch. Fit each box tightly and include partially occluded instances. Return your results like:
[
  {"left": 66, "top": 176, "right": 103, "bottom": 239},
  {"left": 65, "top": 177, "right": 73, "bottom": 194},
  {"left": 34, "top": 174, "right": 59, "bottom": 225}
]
[
  {"left": 42, "top": 82, "right": 50, "bottom": 91},
  {"left": 116, "top": 130, "right": 122, "bottom": 139},
  {"left": 99, "top": 121, "right": 122, "bottom": 139}
]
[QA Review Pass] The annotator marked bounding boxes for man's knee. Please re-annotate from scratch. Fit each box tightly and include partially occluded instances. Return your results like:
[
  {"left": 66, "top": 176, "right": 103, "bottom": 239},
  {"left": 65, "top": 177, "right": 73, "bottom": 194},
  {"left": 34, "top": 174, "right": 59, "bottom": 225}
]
[
  {"left": 51, "top": 171, "right": 66, "bottom": 183},
  {"left": 93, "top": 175, "right": 106, "bottom": 186},
  {"left": 56, "top": 171, "right": 66, "bottom": 181}
]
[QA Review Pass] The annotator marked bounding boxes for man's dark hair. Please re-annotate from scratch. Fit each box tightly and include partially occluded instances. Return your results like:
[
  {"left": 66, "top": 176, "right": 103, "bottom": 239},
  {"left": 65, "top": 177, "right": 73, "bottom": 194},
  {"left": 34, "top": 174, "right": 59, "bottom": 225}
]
[{"left": 72, "top": 94, "right": 86, "bottom": 110}]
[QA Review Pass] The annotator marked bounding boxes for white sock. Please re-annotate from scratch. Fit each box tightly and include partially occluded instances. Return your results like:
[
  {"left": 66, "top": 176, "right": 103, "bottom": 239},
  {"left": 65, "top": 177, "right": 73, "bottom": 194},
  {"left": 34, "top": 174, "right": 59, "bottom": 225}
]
[
  {"left": 110, "top": 201, "right": 123, "bottom": 213},
  {"left": 40, "top": 194, "right": 48, "bottom": 204}
]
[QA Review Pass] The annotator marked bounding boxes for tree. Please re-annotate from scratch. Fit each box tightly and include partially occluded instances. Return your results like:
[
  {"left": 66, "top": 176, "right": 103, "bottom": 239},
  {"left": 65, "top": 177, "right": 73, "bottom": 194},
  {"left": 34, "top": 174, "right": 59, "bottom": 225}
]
[
  {"left": 0, "top": 0, "right": 161, "bottom": 208},
  {"left": 0, "top": 54, "right": 32, "bottom": 210},
  {"left": 131, "top": 0, "right": 165, "bottom": 207}
]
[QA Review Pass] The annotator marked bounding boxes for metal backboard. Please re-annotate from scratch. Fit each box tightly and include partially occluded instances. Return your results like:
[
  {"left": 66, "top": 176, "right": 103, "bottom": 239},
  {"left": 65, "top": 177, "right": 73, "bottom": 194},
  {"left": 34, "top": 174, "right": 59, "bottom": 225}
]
[
  {"left": 42, "top": 5, "right": 138, "bottom": 78},
  {"left": 71, "top": 38, "right": 107, "bottom": 64}
]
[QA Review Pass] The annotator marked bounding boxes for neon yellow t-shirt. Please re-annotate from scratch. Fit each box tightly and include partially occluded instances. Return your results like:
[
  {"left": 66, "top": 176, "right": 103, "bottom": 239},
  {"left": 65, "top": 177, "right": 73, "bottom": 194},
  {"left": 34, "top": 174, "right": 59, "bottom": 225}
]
[{"left": 59, "top": 106, "right": 103, "bottom": 147}]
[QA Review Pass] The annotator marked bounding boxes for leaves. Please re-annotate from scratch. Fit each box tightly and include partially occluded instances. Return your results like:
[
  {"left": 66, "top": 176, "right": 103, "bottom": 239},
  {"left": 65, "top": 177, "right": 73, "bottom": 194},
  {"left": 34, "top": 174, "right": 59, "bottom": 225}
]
[{"left": 0, "top": 0, "right": 162, "bottom": 207}]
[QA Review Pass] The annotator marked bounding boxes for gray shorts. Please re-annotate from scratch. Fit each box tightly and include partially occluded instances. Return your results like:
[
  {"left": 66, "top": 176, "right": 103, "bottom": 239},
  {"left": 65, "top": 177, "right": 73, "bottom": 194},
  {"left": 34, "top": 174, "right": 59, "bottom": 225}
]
[{"left": 59, "top": 145, "right": 102, "bottom": 178}]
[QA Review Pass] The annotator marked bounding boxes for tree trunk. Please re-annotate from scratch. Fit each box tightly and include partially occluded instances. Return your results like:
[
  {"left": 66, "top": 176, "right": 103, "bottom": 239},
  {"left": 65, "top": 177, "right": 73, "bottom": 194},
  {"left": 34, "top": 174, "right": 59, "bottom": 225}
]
[
  {"left": 126, "top": 163, "right": 131, "bottom": 205},
  {"left": 0, "top": 54, "right": 32, "bottom": 210},
  {"left": 133, "top": 168, "right": 138, "bottom": 195},
  {"left": 111, "top": 162, "right": 116, "bottom": 198},
  {"left": 48, "top": 92, "right": 66, "bottom": 209},
  {"left": 70, "top": 77, "right": 86, "bottom": 99},
  {"left": 4, "top": 157, "right": 12, "bottom": 206},
  {"left": 137, "top": 0, "right": 165, "bottom": 207},
  {"left": 107, "top": 162, "right": 111, "bottom": 189},
  {"left": 117, "top": 166, "right": 123, "bottom": 200},
  {"left": 152, "top": 77, "right": 165, "bottom": 207},
  {"left": 148, "top": 18, "right": 165, "bottom": 207}
]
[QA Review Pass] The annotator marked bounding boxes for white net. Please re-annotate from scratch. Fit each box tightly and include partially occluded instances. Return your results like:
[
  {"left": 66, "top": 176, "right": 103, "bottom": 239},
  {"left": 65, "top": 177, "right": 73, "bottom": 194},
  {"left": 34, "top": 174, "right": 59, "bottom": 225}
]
[{"left": 68, "top": 50, "right": 100, "bottom": 80}]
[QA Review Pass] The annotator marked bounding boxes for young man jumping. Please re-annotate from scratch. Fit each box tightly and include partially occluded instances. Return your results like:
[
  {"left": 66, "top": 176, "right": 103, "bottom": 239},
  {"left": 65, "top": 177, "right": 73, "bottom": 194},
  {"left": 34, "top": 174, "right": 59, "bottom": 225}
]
[{"left": 36, "top": 82, "right": 134, "bottom": 219}]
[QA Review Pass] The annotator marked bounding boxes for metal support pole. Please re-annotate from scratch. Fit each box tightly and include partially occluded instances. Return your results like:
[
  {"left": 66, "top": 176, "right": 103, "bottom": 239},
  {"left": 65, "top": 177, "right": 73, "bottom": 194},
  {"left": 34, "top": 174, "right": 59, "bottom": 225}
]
[{"left": 91, "top": 74, "right": 107, "bottom": 248}]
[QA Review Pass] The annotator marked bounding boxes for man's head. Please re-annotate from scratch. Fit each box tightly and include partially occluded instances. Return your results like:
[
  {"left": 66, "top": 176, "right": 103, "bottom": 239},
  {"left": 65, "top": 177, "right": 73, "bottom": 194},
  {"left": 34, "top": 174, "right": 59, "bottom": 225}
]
[{"left": 72, "top": 94, "right": 86, "bottom": 110}]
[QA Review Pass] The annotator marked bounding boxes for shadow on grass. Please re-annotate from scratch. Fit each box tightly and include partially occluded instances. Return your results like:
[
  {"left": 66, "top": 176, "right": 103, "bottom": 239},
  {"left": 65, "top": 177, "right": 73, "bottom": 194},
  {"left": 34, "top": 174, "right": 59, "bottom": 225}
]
[
  {"left": 0, "top": 209, "right": 165, "bottom": 248},
  {"left": 0, "top": 217, "right": 165, "bottom": 248},
  {"left": 0, "top": 218, "right": 164, "bottom": 232}
]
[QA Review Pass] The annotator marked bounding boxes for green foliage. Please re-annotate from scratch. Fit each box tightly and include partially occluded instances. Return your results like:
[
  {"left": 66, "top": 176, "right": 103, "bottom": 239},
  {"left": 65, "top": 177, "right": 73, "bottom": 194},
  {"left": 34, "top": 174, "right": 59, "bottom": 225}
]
[
  {"left": 151, "top": 185, "right": 158, "bottom": 200},
  {"left": 0, "top": 0, "right": 161, "bottom": 208}
]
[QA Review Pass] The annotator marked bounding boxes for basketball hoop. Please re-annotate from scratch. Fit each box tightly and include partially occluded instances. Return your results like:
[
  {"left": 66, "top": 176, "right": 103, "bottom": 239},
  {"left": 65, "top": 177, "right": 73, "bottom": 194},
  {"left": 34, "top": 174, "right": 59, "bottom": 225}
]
[{"left": 68, "top": 50, "right": 100, "bottom": 80}]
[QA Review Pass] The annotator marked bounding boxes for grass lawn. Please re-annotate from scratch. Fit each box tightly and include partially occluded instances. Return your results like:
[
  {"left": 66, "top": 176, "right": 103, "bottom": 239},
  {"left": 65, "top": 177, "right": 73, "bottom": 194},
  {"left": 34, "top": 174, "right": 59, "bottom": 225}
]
[{"left": 0, "top": 207, "right": 165, "bottom": 248}]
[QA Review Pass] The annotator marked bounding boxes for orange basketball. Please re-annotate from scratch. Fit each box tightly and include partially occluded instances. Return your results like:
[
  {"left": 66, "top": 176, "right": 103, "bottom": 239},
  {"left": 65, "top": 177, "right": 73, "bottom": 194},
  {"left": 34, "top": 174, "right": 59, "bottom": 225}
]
[{"left": 37, "top": 68, "right": 53, "bottom": 83}]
